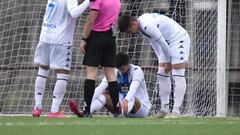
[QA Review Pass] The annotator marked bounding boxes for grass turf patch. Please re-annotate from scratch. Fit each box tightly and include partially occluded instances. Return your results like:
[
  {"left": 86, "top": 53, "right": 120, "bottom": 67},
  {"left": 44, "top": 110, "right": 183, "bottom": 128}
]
[{"left": 0, "top": 116, "right": 240, "bottom": 135}]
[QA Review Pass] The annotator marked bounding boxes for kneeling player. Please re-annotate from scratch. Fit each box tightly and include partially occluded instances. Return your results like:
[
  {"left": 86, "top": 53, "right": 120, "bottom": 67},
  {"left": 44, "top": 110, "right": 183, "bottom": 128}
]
[{"left": 90, "top": 52, "right": 151, "bottom": 117}]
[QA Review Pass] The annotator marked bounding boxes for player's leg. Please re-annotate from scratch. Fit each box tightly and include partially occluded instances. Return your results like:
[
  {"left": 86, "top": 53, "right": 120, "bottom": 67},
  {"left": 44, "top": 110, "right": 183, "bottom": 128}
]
[
  {"left": 32, "top": 42, "right": 50, "bottom": 117},
  {"left": 91, "top": 92, "right": 114, "bottom": 113},
  {"left": 171, "top": 64, "right": 186, "bottom": 115},
  {"left": 168, "top": 34, "right": 190, "bottom": 117},
  {"left": 48, "top": 44, "right": 72, "bottom": 118},
  {"left": 157, "top": 62, "right": 172, "bottom": 117}
]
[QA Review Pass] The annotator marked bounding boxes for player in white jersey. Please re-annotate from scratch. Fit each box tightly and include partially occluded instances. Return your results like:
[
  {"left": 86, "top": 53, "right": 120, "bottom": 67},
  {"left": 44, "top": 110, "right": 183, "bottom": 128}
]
[
  {"left": 118, "top": 13, "right": 191, "bottom": 118},
  {"left": 90, "top": 52, "right": 151, "bottom": 117},
  {"left": 32, "top": 0, "right": 94, "bottom": 118}
]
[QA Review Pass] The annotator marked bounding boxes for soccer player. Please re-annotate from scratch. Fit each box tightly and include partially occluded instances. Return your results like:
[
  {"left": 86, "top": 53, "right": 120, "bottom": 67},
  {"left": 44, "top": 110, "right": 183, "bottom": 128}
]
[
  {"left": 118, "top": 13, "right": 191, "bottom": 118},
  {"left": 32, "top": 0, "right": 94, "bottom": 118},
  {"left": 90, "top": 52, "right": 151, "bottom": 118},
  {"left": 69, "top": 0, "right": 121, "bottom": 117}
]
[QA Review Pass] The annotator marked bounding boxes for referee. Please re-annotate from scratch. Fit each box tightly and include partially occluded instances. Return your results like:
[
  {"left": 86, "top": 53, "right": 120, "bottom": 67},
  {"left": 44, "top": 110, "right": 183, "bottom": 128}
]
[{"left": 70, "top": 0, "right": 121, "bottom": 117}]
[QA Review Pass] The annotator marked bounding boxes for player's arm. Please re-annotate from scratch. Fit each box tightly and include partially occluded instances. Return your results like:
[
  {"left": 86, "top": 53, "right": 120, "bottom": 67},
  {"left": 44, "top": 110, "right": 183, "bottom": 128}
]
[
  {"left": 67, "top": 0, "right": 91, "bottom": 19},
  {"left": 150, "top": 39, "right": 162, "bottom": 62},
  {"left": 124, "top": 68, "right": 143, "bottom": 102},
  {"left": 143, "top": 25, "right": 171, "bottom": 62},
  {"left": 91, "top": 77, "right": 109, "bottom": 101}
]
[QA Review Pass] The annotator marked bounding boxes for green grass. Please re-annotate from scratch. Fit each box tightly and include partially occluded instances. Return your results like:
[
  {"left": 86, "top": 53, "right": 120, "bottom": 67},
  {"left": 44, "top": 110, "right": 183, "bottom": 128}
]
[{"left": 0, "top": 116, "right": 240, "bottom": 135}]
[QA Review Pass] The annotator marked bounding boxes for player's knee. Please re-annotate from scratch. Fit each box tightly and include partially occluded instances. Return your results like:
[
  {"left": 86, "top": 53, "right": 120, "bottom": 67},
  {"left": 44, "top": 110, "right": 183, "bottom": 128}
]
[
  {"left": 157, "top": 67, "right": 170, "bottom": 80},
  {"left": 172, "top": 69, "right": 185, "bottom": 82},
  {"left": 39, "top": 65, "right": 50, "bottom": 70},
  {"left": 55, "top": 69, "right": 69, "bottom": 74},
  {"left": 38, "top": 67, "right": 50, "bottom": 77}
]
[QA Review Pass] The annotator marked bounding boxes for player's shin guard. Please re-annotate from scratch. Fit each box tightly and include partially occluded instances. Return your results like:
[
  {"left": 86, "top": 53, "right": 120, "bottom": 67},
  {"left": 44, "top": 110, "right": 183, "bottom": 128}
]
[
  {"left": 34, "top": 67, "right": 49, "bottom": 109},
  {"left": 84, "top": 79, "right": 95, "bottom": 114},
  {"left": 90, "top": 95, "right": 106, "bottom": 113},
  {"left": 51, "top": 74, "right": 69, "bottom": 113},
  {"left": 172, "top": 69, "right": 186, "bottom": 114},
  {"left": 157, "top": 67, "right": 171, "bottom": 113},
  {"left": 108, "top": 81, "right": 120, "bottom": 114}
]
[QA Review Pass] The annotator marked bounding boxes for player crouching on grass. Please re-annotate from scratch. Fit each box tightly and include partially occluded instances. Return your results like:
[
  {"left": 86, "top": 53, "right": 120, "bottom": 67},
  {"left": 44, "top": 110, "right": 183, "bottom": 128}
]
[
  {"left": 71, "top": 52, "right": 151, "bottom": 118},
  {"left": 32, "top": 0, "right": 94, "bottom": 118},
  {"left": 91, "top": 53, "right": 151, "bottom": 117},
  {"left": 118, "top": 13, "right": 191, "bottom": 118}
]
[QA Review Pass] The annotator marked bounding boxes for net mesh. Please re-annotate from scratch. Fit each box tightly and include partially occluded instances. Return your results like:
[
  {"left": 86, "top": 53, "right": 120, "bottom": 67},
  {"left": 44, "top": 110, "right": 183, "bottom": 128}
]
[{"left": 0, "top": 0, "right": 239, "bottom": 116}]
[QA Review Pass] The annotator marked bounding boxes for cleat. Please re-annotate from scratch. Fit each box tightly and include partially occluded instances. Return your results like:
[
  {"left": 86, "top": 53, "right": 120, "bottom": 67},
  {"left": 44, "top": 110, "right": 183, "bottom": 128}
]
[
  {"left": 155, "top": 111, "right": 168, "bottom": 118},
  {"left": 164, "top": 112, "right": 181, "bottom": 119},
  {"left": 32, "top": 107, "right": 42, "bottom": 117},
  {"left": 68, "top": 99, "right": 84, "bottom": 117},
  {"left": 48, "top": 111, "right": 68, "bottom": 118}
]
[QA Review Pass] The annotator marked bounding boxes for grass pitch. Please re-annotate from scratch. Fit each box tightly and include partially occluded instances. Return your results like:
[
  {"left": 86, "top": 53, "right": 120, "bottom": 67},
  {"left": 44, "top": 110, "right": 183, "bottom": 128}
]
[{"left": 0, "top": 116, "right": 240, "bottom": 135}]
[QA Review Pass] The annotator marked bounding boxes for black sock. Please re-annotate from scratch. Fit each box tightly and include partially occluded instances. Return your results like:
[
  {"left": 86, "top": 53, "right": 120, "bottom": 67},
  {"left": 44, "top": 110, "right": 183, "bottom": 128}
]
[
  {"left": 84, "top": 79, "right": 95, "bottom": 113},
  {"left": 108, "top": 81, "right": 120, "bottom": 113}
]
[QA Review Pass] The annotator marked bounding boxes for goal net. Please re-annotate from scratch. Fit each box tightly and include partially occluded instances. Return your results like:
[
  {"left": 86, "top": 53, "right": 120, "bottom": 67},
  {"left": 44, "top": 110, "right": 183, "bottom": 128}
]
[{"left": 0, "top": 0, "right": 239, "bottom": 116}]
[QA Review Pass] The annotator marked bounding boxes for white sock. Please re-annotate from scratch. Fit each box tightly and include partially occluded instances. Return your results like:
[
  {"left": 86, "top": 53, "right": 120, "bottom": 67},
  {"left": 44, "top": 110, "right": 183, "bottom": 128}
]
[
  {"left": 157, "top": 67, "right": 171, "bottom": 113},
  {"left": 172, "top": 69, "right": 186, "bottom": 114},
  {"left": 34, "top": 68, "right": 49, "bottom": 109},
  {"left": 51, "top": 74, "right": 69, "bottom": 113},
  {"left": 90, "top": 94, "right": 106, "bottom": 113}
]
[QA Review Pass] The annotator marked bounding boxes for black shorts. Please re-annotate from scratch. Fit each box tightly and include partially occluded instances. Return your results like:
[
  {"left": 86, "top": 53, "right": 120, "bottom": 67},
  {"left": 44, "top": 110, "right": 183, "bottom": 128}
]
[{"left": 83, "top": 30, "right": 116, "bottom": 67}]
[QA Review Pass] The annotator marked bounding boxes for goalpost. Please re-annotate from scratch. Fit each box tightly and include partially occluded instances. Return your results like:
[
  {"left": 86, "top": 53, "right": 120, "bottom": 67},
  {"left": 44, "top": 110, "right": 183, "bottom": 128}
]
[{"left": 0, "top": 0, "right": 239, "bottom": 117}]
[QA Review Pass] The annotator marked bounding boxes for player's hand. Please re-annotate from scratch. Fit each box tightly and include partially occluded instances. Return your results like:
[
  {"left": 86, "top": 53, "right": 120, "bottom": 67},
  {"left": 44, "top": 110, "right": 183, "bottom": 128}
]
[
  {"left": 121, "top": 99, "right": 128, "bottom": 114},
  {"left": 165, "top": 63, "right": 172, "bottom": 73},
  {"left": 80, "top": 40, "right": 87, "bottom": 54}
]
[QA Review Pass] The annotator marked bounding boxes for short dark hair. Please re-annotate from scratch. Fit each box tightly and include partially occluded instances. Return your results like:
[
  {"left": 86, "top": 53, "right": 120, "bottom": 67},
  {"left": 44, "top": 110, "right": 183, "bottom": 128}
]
[
  {"left": 115, "top": 52, "right": 130, "bottom": 68},
  {"left": 118, "top": 15, "right": 136, "bottom": 32}
]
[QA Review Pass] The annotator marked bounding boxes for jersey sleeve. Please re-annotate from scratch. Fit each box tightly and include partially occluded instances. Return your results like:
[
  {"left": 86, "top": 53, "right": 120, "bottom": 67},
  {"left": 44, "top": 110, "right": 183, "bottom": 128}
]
[
  {"left": 67, "top": 0, "right": 90, "bottom": 18},
  {"left": 141, "top": 24, "right": 171, "bottom": 62},
  {"left": 67, "top": 0, "right": 78, "bottom": 11},
  {"left": 124, "top": 67, "right": 144, "bottom": 101},
  {"left": 132, "top": 66, "right": 144, "bottom": 82},
  {"left": 150, "top": 39, "right": 162, "bottom": 61},
  {"left": 90, "top": 0, "right": 102, "bottom": 11}
]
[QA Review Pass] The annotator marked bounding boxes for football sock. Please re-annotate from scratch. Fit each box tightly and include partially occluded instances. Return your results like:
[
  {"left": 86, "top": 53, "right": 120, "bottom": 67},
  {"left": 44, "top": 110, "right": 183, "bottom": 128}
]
[
  {"left": 108, "top": 81, "right": 120, "bottom": 113},
  {"left": 157, "top": 67, "right": 171, "bottom": 113},
  {"left": 90, "top": 94, "right": 106, "bottom": 113},
  {"left": 34, "top": 67, "right": 49, "bottom": 110},
  {"left": 51, "top": 74, "right": 69, "bottom": 113},
  {"left": 84, "top": 79, "right": 95, "bottom": 114},
  {"left": 172, "top": 69, "right": 186, "bottom": 114}
]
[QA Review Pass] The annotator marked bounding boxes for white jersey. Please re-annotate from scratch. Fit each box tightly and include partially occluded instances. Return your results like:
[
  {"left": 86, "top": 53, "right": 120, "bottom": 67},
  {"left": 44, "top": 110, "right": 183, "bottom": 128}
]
[
  {"left": 40, "top": 0, "right": 79, "bottom": 45},
  {"left": 138, "top": 13, "right": 187, "bottom": 44},
  {"left": 102, "top": 64, "right": 151, "bottom": 109}
]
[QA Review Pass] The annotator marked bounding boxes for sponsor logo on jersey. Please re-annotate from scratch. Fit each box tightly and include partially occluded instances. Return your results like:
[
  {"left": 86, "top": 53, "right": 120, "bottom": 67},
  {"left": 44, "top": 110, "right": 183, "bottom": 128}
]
[{"left": 42, "top": 22, "right": 56, "bottom": 29}]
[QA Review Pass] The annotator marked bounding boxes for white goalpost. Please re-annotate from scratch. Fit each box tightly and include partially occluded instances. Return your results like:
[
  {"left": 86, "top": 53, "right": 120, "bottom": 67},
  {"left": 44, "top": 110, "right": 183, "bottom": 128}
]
[
  {"left": 216, "top": 0, "right": 227, "bottom": 117},
  {"left": 0, "top": 0, "right": 239, "bottom": 117}
]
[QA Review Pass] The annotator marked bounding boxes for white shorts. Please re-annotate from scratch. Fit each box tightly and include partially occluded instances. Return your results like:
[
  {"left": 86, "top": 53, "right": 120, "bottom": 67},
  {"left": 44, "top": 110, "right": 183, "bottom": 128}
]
[
  {"left": 119, "top": 94, "right": 150, "bottom": 118},
  {"left": 159, "top": 33, "right": 190, "bottom": 64},
  {"left": 34, "top": 42, "right": 72, "bottom": 71}
]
